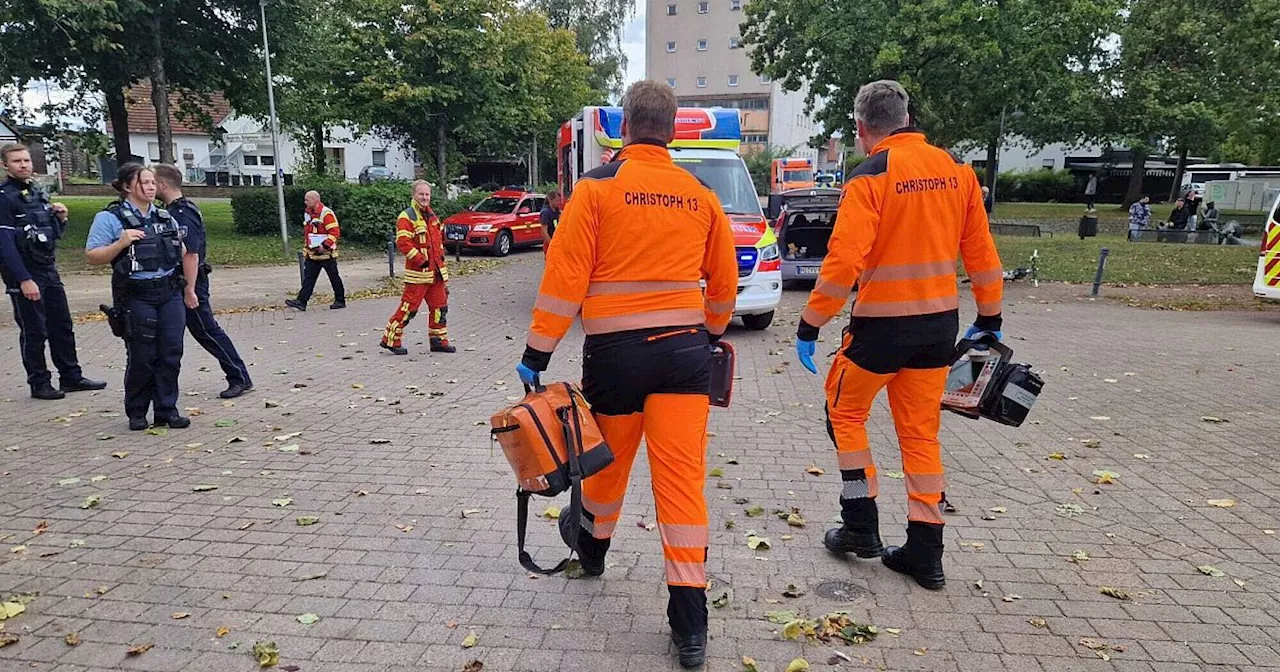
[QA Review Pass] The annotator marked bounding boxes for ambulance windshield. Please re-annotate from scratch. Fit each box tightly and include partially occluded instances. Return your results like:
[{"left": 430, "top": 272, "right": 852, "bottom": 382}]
[
  {"left": 672, "top": 157, "right": 764, "bottom": 216},
  {"left": 784, "top": 169, "right": 813, "bottom": 182}
]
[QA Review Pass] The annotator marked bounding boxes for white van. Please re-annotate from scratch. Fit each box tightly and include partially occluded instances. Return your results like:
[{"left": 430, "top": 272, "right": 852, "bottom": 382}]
[{"left": 1253, "top": 191, "right": 1280, "bottom": 301}]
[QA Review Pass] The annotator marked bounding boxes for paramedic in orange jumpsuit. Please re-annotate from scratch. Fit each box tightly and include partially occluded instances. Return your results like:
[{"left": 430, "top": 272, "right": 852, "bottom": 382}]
[
  {"left": 515, "top": 80, "right": 738, "bottom": 668},
  {"left": 794, "top": 80, "right": 1004, "bottom": 590},
  {"left": 380, "top": 180, "right": 456, "bottom": 354}
]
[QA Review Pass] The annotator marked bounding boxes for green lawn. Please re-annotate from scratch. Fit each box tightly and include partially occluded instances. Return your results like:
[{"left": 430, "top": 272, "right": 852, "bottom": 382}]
[
  {"left": 52, "top": 196, "right": 375, "bottom": 274},
  {"left": 993, "top": 234, "right": 1258, "bottom": 285}
]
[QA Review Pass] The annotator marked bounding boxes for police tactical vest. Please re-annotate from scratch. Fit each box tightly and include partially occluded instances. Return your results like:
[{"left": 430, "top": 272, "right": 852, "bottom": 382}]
[
  {"left": 108, "top": 203, "right": 183, "bottom": 277},
  {"left": 1, "top": 180, "right": 58, "bottom": 267}
]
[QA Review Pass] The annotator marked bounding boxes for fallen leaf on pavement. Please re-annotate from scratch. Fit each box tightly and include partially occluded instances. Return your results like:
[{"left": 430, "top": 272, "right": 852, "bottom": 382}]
[
  {"left": 1197, "top": 565, "right": 1225, "bottom": 577},
  {"left": 0, "top": 602, "right": 26, "bottom": 620},
  {"left": 764, "top": 610, "right": 797, "bottom": 624},
  {"left": 990, "top": 507, "right": 1008, "bottom": 514},
  {"left": 462, "top": 661, "right": 484, "bottom": 672},
  {"left": 805, "top": 465, "right": 825, "bottom": 476},
  {"left": 296, "top": 613, "right": 320, "bottom": 625},
  {"left": 0, "top": 633, "right": 18, "bottom": 648},
  {"left": 171, "top": 612, "right": 190, "bottom": 619},
  {"left": 111, "top": 451, "right": 129, "bottom": 458},
  {"left": 274, "top": 432, "right": 302, "bottom": 441},
  {"left": 252, "top": 640, "right": 279, "bottom": 667},
  {"left": 541, "top": 506, "right": 560, "bottom": 519},
  {"left": 80, "top": 495, "right": 101, "bottom": 509},
  {"left": 1056, "top": 503, "right": 1085, "bottom": 517},
  {"left": 1200, "top": 416, "right": 1226, "bottom": 423},
  {"left": 1207, "top": 499, "right": 1236, "bottom": 508},
  {"left": 786, "top": 513, "right": 806, "bottom": 528},
  {"left": 709, "top": 467, "right": 724, "bottom": 478},
  {"left": 744, "top": 504, "right": 764, "bottom": 517},
  {"left": 272, "top": 498, "right": 293, "bottom": 507},
  {"left": 295, "top": 516, "right": 320, "bottom": 526},
  {"left": 216, "top": 627, "right": 230, "bottom": 638},
  {"left": 58, "top": 477, "right": 81, "bottom": 486},
  {"left": 352, "top": 383, "right": 365, "bottom": 389},
  {"left": 1081, "top": 438, "right": 1101, "bottom": 448},
  {"left": 1002, "top": 595, "right": 1022, "bottom": 602},
  {"left": 1233, "top": 579, "right": 1246, "bottom": 587},
  {"left": 1092, "top": 469, "right": 1120, "bottom": 485},
  {"left": 782, "top": 584, "right": 804, "bottom": 598},
  {"left": 33, "top": 521, "right": 48, "bottom": 535},
  {"left": 126, "top": 643, "right": 154, "bottom": 656},
  {"left": 144, "top": 427, "right": 168, "bottom": 436},
  {"left": 461, "top": 630, "right": 479, "bottom": 648},
  {"left": 293, "top": 572, "right": 327, "bottom": 582},
  {"left": 747, "top": 535, "right": 771, "bottom": 550},
  {"left": 742, "top": 656, "right": 761, "bottom": 672},
  {"left": 786, "top": 659, "right": 810, "bottom": 672},
  {"left": 192, "top": 485, "right": 219, "bottom": 492},
  {"left": 1028, "top": 617, "right": 1048, "bottom": 628},
  {"left": 914, "top": 648, "right": 928, "bottom": 656},
  {"left": 1133, "top": 453, "right": 1149, "bottom": 459},
  {"left": 1089, "top": 416, "right": 1111, "bottom": 421},
  {"left": 9, "top": 545, "right": 25, "bottom": 554},
  {"left": 883, "top": 470, "right": 905, "bottom": 479},
  {"left": 1047, "top": 452, "right": 1066, "bottom": 460},
  {"left": 1099, "top": 586, "right": 1131, "bottom": 600},
  {"left": 1069, "top": 550, "right": 1091, "bottom": 563},
  {"left": 277, "top": 444, "right": 299, "bottom": 453},
  {"left": 711, "top": 592, "right": 730, "bottom": 608},
  {"left": 64, "top": 632, "right": 80, "bottom": 646},
  {"left": 90, "top": 475, "right": 108, "bottom": 483}
]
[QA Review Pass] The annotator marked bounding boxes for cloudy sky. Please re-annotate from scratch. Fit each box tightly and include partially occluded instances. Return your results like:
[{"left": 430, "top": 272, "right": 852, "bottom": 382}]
[{"left": 621, "top": 1, "right": 647, "bottom": 88}]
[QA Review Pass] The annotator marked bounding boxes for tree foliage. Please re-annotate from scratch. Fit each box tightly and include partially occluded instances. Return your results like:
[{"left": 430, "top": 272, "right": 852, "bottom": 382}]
[{"left": 529, "top": 0, "right": 631, "bottom": 98}]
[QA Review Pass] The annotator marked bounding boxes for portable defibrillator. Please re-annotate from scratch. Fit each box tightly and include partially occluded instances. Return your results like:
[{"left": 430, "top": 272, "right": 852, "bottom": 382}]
[
  {"left": 941, "top": 335, "right": 1043, "bottom": 427},
  {"left": 491, "top": 381, "right": 614, "bottom": 574}
]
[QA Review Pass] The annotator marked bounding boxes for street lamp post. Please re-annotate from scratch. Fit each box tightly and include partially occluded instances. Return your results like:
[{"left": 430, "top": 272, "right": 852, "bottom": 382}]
[
  {"left": 259, "top": 0, "right": 289, "bottom": 258},
  {"left": 989, "top": 107, "right": 1024, "bottom": 212}
]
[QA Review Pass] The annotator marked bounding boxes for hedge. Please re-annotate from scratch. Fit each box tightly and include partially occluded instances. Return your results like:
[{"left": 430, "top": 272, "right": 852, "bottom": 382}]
[
  {"left": 977, "top": 169, "right": 1079, "bottom": 203},
  {"left": 231, "top": 183, "right": 493, "bottom": 245}
]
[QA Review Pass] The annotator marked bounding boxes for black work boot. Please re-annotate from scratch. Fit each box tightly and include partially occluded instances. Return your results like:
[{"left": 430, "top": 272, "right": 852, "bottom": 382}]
[
  {"left": 823, "top": 496, "right": 885, "bottom": 558},
  {"left": 575, "top": 531, "right": 610, "bottom": 577},
  {"left": 60, "top": 378, "right": 107, "bottom": 393},
  {"left": 329, "top": 302, "right": 346, "bottom": 310},
  {"left": 882, "top": 521, "right": 946, "bottom": 590},
  {"left": 31, "top": 383, "right": 65, "bottom": 400},
  {"left": 380, "top": 342, "right": 408, "bottom": 356},
  {"left": 285, "top": 299, "right": 306, "bottom": 311},
  {"left": 430, "top": 338, "right": 456, "bottom": 354},
  {"left": 668, "top": 586, "right": 708, "bottom": 668},
  {"left": 129, "top": 417, "right": 149, "bottom": 431}
]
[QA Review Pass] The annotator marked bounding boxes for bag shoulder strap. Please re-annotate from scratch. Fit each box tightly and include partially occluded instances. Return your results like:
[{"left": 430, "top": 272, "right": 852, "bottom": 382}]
[{"left": 515, "top": 383, "right": 588, "bottom": 575}]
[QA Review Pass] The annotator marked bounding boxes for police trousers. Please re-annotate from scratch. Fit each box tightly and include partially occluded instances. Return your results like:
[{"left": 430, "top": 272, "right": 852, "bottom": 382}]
[
  {"left": 7, "top": 269, "right": 83, "bottom": 388},
  {"left": 826, "top": 337, "right": 952, "bottom": 527},
  {"left": 124, "top": 285, "right": 185, "bottom": 422},
  {"left": 185, "top": 279, "right": 250, "bottom": 387},
  {"left": 578, "top": 326, "right": 712, "bottom": 636}
]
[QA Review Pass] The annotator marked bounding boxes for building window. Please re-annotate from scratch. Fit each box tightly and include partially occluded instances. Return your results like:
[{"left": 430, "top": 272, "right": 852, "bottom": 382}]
[
  {"left": 728, "top": 75, "right": 739, "bottom": 87},
  {"left": 729, "top": 37, "right": 741, "bottom": 49},
  {"left": 743, "top": 134, "right": 768, "bottom": 144},
  {"left": 243, "top": 155, "right": 259, "bottom": 166},
  {"left": 696, "top": 77, "right": 707, "bottom": 88},
  {"left": 731, "top": 0, "right": 742, "bottom": 9},
  {"left": 698, "top": 1, "right": 709, "bottom": 13},
  {"left": 760, "top": 74, "right": 772, "bottom": 84},
  {"left": 372, "top": 150, "right": 387, "bottom": 167},
  {"left": 1041, "top": 158, "right": 1056, "bottom": 169},
  {"left": 667, "top": 78, "right": 677, "bottom": 87},
  {"left": 697, "top": 39, "right": 708, "bottom": 51},
  {"left": 667, "top": 3, "right": 677, "bottom": 15},
  {"left": 667, "top": 41, "right": 677, "bottom": 53},
  {"left": 259, "top": 155, "right": 275, "bottom": 166}
]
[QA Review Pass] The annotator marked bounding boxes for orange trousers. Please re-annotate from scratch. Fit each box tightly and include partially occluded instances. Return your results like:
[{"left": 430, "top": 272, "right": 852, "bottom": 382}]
[
  {"left": 582, "top": 394, "right": 710, "bottom": 588},
  {"left": 826, "top": 353, "right": 948, "bottom": 525},
  {"left": 382, "top": 277, "right": 447, "bottom": 347}
]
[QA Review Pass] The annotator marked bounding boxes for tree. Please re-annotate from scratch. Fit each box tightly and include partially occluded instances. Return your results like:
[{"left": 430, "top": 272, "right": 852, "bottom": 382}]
[
  {"left": 529, "top": 0, "right": 631, "bottom": 98},
  {"left": 740, "top": 0, "right": 1118, "bottom": 189}
]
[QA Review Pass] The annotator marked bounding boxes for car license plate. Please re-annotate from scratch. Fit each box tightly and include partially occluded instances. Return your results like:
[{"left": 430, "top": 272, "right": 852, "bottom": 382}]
[
  {"left": 798, "top": 266, "right": 820, "bottom": 276},
  {"left": 447, "top": 233, "right": 465, "bottom": 241}
]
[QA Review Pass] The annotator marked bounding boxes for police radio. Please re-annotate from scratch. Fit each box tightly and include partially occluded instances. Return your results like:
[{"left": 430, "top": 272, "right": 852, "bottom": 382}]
[{"left": 941, "top": 334, "right": 1043, "bottom": 427}]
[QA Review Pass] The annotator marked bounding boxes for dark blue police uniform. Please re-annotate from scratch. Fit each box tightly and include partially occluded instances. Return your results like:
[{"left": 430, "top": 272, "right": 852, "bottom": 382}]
[
  {"left": 168, "top": 197, "right": 252, "bottom": 398},
  {"left": 93, "top": 202, "right": 188, "bottom": 429},
  {"left": 0, "top": 177, "right": 105, "bottom": 399}
]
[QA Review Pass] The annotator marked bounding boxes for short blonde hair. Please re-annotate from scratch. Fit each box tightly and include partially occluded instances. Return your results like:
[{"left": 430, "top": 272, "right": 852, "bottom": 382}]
[
  {"left": 412, "top": 180, "right": 432, "bottom": 192},
  {"left": 1, "top": 143, "right": 29, "bottom": 163},
  {"left": 151, "top": 163, "right": 183, "bottom": 187},
  {"left": 622, "top": 80, "right": 678, "bottom": 142}
]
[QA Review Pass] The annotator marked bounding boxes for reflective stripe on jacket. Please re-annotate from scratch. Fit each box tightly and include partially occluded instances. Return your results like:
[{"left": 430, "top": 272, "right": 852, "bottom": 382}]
[
  {"left": 525, "top": 141, "right": 738, "bottom": 356},
  {"left": 303, "top": 206, "right": 341, "bottom": 260},
  {"left": 397, "top": 204, "right": 448, "bottom": 284}
]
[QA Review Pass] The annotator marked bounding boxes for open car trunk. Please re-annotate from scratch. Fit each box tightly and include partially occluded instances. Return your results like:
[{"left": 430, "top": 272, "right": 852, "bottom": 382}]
[{"left": 781, "top": 211, "right": 837, "bottom": 259}]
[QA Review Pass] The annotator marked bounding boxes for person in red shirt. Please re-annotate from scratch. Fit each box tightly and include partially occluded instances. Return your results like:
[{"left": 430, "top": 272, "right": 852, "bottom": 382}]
[
  {"left": 381, "top": 180, "right": 456, "bottom": 354},
  {"left": 286, "top": 190, "right": 345, "bottom": 310}
]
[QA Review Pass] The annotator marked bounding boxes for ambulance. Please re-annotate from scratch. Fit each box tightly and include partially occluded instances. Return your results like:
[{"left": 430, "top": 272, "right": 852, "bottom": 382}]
[
  {"left": 1253, "top": 190, "right": 1280, "bottom": 301},
  {"left": 767, "top": 157, "right": 816, "bottom": 218},
  {"left": 556, "top": 106, "right": 782, "bottom": 330}
]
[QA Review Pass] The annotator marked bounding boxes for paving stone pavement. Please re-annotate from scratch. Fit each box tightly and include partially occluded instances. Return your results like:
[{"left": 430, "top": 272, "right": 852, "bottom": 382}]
[{"left": 1, "top": 250, "right": 1278, "bottom": 672}]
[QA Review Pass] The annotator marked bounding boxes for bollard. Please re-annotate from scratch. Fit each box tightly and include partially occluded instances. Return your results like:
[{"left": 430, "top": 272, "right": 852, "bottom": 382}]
[
  {"left": 296, "top": 251, "right": 304, "bottom": 286},
  {"left": 387, "top": 233, "right": 396, "bottom": 279},
  {"left": 1091, "top": 247, "right": 1109, "bottom": 296}
]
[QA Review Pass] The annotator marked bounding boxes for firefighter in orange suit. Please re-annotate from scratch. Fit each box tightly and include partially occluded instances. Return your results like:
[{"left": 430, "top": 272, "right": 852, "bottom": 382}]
[
  {"left": 794, "top": 80, "right": 1004, "bottom": 590},
  {"left": 515, "top": 81, "right": 737, "bottom": 669},
  {"left": 380, "top": 180, "right": 455, "bottom": 354},
  {"left": 286, "top": 191, "right": 346, "bottom": 311}
]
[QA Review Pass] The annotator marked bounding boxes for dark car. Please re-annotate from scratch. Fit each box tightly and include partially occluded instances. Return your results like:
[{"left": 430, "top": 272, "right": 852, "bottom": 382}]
[{"left": 774, "top": 188, "right": 842, "bottom": 282}]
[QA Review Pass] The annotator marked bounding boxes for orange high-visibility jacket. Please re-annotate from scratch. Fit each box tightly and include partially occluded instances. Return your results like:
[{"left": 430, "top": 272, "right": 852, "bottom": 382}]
[
  {"left": 799, "top": 129, "right": 1003, "bottom": 343},
  {"left": 524, "top": 141, "right": 738, "bottom": 360},
  {"left": 397, "top": 204, "right": 448, "bottom": 285},
  {"left": 303, "top": 205, "right": 341, "bottom": 260}
]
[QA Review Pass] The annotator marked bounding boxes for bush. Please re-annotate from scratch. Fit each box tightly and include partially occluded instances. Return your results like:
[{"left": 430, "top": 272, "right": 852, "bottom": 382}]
[
  {"left": 979, "top": 169, "right": 1078, "bottom": 203},
  {"left": 232, "top": 184, "right": 493, "bottom": 245}
]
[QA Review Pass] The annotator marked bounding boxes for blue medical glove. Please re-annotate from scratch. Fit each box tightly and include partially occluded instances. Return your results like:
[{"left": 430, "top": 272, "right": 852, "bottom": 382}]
[
  {"left": 796, "top": 338, "right": 818, "bottom": 375},
  {"left": 962, "top": 324, "right": 1003, "bottom": 344},
  {"left": 516, "top": 362, "right": 541, "bottom": 387}
]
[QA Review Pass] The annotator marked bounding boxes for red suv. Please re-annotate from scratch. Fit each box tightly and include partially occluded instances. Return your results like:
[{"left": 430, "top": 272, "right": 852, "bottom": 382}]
[{"left": 443, "top": 189, "right": 547, "bottom": 256}]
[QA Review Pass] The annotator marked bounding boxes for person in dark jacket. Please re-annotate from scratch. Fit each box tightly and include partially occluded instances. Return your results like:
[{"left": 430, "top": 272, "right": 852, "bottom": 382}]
[
  {"left": 0, "top": 142, "right": 107, "bottom": 400},
  {"left": 1167, "top": 199, "right": 1191, "bottom": 230}
]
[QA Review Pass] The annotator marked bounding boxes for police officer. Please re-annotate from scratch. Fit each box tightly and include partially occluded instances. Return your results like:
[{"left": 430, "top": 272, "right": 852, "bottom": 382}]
[
  {"left": 516, "top": 81, "right": 738, "bottom": 668},
  {"left": 153, "top": 164, "right": 253, "bottom": 399},
  {"left": 539, "top": 187, "right": 563, "bottom": 249},
  {"left": 794, "top": 81, "right": 1004, "bottom": 590},
  {"left": 0, "top": 143, "right": 107, "bottom": 400},
  {"left": 85, "top": 164, "right": 190, "bottom": 431}
]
